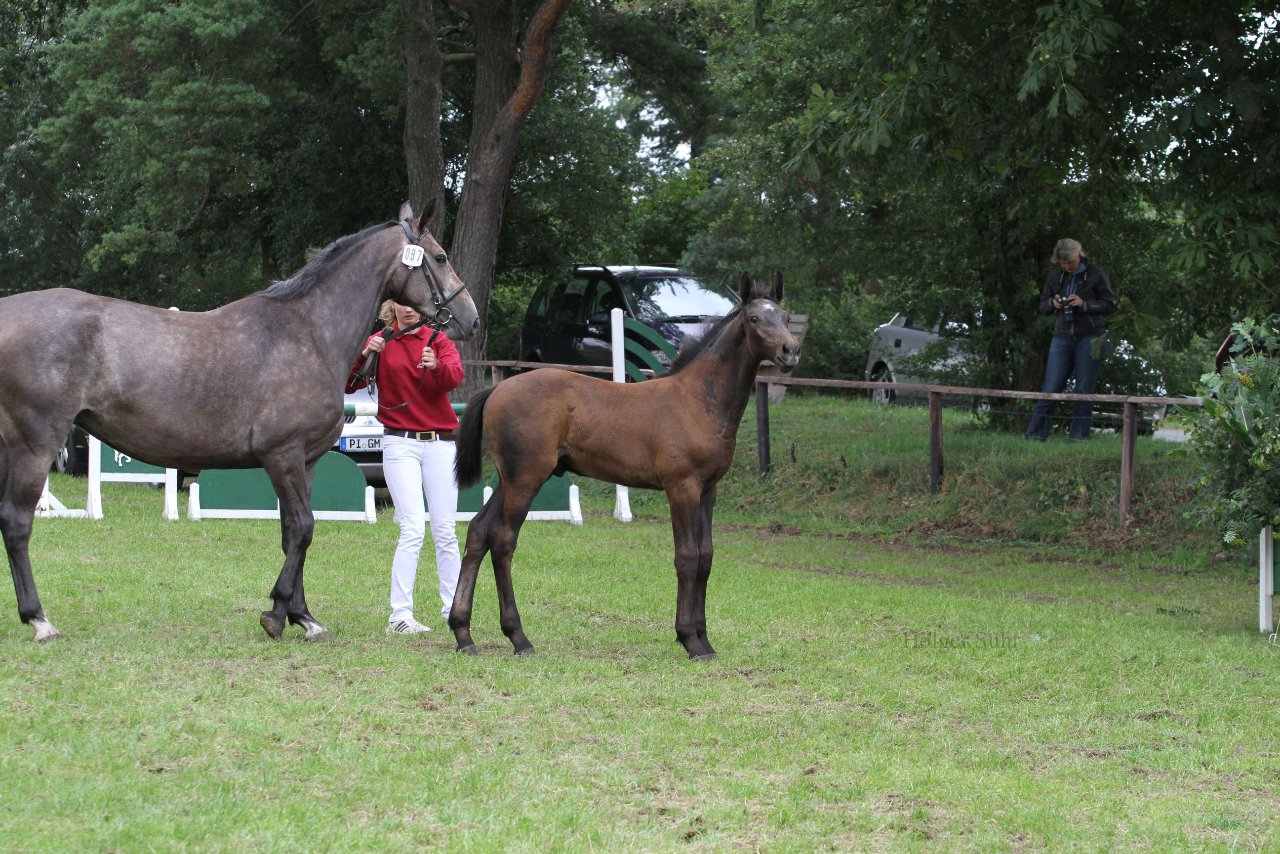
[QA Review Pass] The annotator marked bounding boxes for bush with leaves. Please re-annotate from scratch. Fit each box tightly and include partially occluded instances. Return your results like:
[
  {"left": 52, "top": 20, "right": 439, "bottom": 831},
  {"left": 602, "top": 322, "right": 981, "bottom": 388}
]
[{"left": 1186, "top": 317, "right": 1280, "bottom": 546}]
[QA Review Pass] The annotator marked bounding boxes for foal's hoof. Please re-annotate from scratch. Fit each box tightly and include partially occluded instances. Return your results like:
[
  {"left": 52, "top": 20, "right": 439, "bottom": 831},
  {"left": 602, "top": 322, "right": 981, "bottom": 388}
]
[
  {"left": 456, "top": 643, "right": 478, "bottom": 656},
  {"left": 514, "top": 645, "right": 536, "bottom": 657},
  {"left": 259, "top": 612, "right": 285, "bottom": 639},
  {"left": 690, "top": 651, "right": 717, "bottom": 663}
]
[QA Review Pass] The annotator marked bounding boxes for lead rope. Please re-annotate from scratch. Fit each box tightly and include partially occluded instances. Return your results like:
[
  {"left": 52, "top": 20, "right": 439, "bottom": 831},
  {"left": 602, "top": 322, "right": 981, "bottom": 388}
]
[{"left": 356, "top": 323, "right": 442, "bottom": 411}]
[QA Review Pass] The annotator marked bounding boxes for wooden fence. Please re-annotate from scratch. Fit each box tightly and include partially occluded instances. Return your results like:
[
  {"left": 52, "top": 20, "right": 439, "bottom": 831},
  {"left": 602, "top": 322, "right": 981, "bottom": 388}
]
[
  {"left": 753, "top": 375, "right": 1200, "bottom": 525},
  {"left": 461, "top": 360, "right": 1200, "bottom": 526}
]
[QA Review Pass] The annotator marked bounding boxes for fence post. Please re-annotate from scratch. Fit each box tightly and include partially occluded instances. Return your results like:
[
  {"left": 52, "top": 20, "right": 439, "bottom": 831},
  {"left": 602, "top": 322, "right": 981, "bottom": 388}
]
[
  {"left": 928, "top": 391, "right": 943, "bottom": 493},
  {"left": 1120, "top": 401, "right": 1137, "bottom": 524},
  {"left": 756, "top": 380, "right": 771, "bottom": 477}
]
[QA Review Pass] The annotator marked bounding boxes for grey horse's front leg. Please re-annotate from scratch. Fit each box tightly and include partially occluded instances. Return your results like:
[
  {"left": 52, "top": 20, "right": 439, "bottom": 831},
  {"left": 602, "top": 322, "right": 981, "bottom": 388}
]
[
  {"left": 2, "top": 449, "right": 62, "bottom": 641},
  {"left": 261, "top": 456, "right": 330, "bottom": 641}
]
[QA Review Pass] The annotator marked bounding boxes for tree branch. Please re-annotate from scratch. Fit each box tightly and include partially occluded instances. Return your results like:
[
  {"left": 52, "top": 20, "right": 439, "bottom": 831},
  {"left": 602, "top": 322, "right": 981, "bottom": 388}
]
[{"left": 509, "top": 0, "right": 572, "bottom": 119}]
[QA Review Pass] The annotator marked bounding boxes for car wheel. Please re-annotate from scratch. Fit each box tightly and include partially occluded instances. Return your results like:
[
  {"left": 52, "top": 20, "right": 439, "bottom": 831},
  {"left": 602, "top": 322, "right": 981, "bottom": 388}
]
[
  {"left": 869, "top": 366, "right": 896, "bottom": 405},
  {"left": 52, "top": 429, "right": 86, "bottom": 476}
]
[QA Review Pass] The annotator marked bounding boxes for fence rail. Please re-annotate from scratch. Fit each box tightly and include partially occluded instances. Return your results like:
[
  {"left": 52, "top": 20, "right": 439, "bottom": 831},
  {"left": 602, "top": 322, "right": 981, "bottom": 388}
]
[
  {"left": 461, "top": 360, "right": 1200, "bottom": 526},
  {"left": 753, "top": 375, "right": 1201, "bottom": 525}
]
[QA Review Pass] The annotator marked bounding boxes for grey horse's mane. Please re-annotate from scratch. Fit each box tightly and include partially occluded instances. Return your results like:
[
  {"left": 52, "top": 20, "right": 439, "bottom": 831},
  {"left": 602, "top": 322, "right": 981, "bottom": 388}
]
[{"left": 259, "top": 221, "right": 396, "bottom": 301}]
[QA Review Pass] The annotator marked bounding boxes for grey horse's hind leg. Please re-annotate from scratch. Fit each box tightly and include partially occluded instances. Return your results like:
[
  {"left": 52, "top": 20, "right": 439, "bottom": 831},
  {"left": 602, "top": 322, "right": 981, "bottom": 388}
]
[
  {"left": 259, "top": 456, "right": 329, "bottom": 641},
  {"left": 1, "top": 449, "right": 60, "bottom": 641}
]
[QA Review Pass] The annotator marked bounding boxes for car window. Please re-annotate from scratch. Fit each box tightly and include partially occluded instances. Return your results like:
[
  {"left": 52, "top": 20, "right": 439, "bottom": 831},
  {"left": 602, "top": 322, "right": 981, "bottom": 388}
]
[
  {"left": 620, "top": 276, "right": 738, "bottom": 322},
  {"left": 553, "top": 277, "right": 592, "bottom": 323},
  {"left": 583, "top": 278, "right": 618, "bottom": 320},
  {"left": 526, "top": 280, "right": 551, "bottom": 319}
]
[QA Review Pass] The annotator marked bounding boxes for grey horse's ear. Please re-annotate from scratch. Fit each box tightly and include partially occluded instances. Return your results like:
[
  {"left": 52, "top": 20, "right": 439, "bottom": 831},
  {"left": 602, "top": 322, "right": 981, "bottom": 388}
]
[
  {"left": 414, "top": 198, "right": 437, "bottom": 235},
  {"left": 398, "top": 200, "right": 414, "bottom": 223},
  {"left": 738, "top": 272, "right": 754, "bottom": 304},
  {"left": 772, "top": 271, "right": 784, "bottom": 303}
]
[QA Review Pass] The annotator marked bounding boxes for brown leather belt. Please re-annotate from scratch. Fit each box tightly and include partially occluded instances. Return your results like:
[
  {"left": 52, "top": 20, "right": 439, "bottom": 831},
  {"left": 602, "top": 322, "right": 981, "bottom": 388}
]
[{"left": 384, "top": 428, "right": 455, "bottom": 442}]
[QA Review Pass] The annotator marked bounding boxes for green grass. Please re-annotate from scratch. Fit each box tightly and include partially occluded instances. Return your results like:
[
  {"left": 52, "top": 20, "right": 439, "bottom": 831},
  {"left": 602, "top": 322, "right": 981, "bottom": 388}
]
[{"left": 3, "top": 399, "right": 1276, "bottom": 852}]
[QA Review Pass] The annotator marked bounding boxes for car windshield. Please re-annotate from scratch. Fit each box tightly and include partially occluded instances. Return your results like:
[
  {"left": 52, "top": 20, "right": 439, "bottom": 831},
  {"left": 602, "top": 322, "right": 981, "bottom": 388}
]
[{"left": 621, "top": 276, "right": 737, "bottom": 322}]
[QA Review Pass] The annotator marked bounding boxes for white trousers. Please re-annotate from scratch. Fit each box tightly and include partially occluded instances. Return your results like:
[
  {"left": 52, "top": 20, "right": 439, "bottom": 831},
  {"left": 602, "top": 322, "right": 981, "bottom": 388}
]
[{"left": 382, "top": 434, "right": 461, "bottom": 622}]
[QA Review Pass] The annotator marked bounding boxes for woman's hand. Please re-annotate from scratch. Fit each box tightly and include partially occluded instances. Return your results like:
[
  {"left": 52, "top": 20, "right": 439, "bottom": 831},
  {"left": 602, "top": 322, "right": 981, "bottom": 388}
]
[
  {"left": 362, "top": 334, "right": 387, "bottom": 357},
  {"left": 419, "top": 345, "right": 438, "bottom": 370}
]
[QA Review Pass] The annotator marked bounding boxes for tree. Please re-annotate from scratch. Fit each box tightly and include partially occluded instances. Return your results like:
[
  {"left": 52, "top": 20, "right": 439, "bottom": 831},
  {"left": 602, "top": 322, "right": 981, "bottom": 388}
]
[
  {"left": 685, "top": 0, "right": 1277, "bottom": 394},
  {"left": 0, "top": 2, "right": 84, "bottom": 293}
]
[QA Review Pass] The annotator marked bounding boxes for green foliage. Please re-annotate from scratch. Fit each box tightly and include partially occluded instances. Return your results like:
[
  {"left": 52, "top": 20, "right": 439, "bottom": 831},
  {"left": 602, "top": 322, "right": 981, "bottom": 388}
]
[
  {"left": 485, "top": 267, "right": 541, "bottom": 361},
  {"left": 1186, "top": 316, "right": 1280, "bottom": 546},
  {"left": 784, "top": 289, "right": 887, "bottom": 380},
  {"left": 685, "top": 0, "right": 1270, "bottom": 397}
]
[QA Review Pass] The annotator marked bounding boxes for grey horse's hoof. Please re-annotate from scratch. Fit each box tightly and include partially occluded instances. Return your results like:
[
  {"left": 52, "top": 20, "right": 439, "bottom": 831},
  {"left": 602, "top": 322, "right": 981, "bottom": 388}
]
[
  {"left": 31, "top": 618, "right": 60, "bottom": 643},
  {"left": 259, "top": 612, "right": 285, "bottom": 639}
]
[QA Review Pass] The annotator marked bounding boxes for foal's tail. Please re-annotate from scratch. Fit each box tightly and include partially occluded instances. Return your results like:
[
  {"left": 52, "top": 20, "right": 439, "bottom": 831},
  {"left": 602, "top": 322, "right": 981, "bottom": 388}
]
[{"left": 454, "top": 385, "right": 496, "bottom": 489}]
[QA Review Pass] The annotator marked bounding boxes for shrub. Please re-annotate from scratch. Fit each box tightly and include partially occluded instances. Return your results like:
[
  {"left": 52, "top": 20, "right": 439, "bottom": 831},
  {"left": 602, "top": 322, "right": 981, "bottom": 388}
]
[{"left": 1185, "top": 316, "right": 1280, "bottom": 546}]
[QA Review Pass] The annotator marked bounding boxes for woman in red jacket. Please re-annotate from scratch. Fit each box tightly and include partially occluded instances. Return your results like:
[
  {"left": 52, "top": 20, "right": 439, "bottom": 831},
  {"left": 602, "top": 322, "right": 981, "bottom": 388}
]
[{"left": 348, "top": 300, "right": 464, "bottom": 634}]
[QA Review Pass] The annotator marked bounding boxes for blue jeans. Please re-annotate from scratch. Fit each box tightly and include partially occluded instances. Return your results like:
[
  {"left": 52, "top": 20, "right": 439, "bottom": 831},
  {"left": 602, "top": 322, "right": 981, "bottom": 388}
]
[{"left": 1025, "top": 332, "right": 1109, "bottom": 440}]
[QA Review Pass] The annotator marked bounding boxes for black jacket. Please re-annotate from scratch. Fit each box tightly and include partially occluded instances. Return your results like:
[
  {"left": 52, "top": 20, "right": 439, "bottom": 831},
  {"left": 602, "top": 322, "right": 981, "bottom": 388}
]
[{"left": 1037, "top": 258, "right": 1115, "bottom": 337}]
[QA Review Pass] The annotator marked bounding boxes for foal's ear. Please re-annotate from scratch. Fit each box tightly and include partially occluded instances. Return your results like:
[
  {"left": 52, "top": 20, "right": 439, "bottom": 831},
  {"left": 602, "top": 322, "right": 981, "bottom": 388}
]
[
  {"left": 738, "top": 272, "right": 755, "bottom": 304},
  {"left": 772, "top": 271, "right": 784, "bottom": 303}
]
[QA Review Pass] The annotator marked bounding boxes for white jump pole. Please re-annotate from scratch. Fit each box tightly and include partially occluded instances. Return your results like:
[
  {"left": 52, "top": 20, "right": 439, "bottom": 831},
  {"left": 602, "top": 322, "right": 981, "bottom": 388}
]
[
  {"left": 609, "top": 307, "right": 632, "bottom": 523},
  {"left": 1261, "top": 526, "right": 1274, "bottom": 634},
  {"left": 86, "top": 435, "right": 179, "bottom": 520}
]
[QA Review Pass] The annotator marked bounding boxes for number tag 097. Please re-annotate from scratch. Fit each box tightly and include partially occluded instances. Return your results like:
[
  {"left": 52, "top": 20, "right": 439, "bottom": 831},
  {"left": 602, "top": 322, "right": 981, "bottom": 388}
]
[{"left": 401, "top": 245, "right": 425, "bottom": 268}]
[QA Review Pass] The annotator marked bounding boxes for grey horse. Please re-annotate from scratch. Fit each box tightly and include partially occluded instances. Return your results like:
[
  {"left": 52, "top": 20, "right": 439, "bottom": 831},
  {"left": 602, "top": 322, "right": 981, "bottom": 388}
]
[{"left": 0, "top": 202, "right": 478, "bottom": 642}]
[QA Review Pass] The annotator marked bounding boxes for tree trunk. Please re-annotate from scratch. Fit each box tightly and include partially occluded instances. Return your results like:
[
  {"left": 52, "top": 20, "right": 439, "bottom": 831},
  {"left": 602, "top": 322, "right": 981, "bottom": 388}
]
[
  {"left": 401, "top": 0, "right": 447, "bottom": 236},
  {"left": 447, "top": 0, "right": 572, "bottom": 393}
]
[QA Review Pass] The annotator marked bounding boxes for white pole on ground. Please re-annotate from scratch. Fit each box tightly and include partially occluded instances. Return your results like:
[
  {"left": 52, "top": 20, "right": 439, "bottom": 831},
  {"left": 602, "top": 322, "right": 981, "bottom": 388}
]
[
  {"left": 86, "top": 435, "right": 103, "bottom": 520},
  {"left": 164, "top": 467, "right": 179, "bottom": 521},
  {"left": 1261, "top": 526, "right": 1274, "bottom": 634},
  {"left": 610, "top": 307, "right": 632, "bottom": 523}
]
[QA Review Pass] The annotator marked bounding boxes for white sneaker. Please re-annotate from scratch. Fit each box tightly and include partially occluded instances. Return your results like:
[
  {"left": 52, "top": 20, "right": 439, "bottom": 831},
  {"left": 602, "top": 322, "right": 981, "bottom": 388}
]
[{"left": 387, "top": 617, "right": 432, "bottom": 635}]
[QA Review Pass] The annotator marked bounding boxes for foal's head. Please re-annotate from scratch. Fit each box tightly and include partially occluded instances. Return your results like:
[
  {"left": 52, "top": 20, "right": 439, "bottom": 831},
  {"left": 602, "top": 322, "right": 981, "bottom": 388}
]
[{"left": 739, "top": 272, "right": 800, "bottom": 372}]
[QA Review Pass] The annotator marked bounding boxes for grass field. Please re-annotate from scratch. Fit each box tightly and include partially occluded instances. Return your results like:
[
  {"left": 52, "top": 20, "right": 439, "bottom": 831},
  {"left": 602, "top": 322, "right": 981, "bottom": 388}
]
[{"left": 2, "top": 397, "right": 1276, "bottom": 851}]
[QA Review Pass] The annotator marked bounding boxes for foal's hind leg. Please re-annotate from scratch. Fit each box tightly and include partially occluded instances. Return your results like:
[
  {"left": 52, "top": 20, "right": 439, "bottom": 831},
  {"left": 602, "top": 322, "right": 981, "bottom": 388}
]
[
  {"left": 449, "top": 481, "right": 537, "bottom": 656},
  {"left": 450, "top": 494, "right": 497, "bottom": 654},
  {"left": 1, "top": 450, "right": 60, "bottom": 641},
  {"left": 692, "top": 487, "right": 718, "bottom": 657},
  {"left": 489, "top": 485, "right": 538, "bottom": 656}
]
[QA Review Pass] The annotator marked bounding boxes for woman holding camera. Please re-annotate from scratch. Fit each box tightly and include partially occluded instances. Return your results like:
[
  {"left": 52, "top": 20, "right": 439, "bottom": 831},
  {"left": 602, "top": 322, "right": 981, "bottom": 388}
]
[{"left": 1025, "top": 238, "right": 1116, "bottom": 441}]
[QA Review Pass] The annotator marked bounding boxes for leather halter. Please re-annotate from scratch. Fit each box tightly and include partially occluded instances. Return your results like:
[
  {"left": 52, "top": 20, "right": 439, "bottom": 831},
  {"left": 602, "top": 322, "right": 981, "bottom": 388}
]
[
  {"left": 351, "top": 220, "right": 468, "bottom": 401},
  {"left": 398, "top": 219, "right": 468, "bottom": 332}
]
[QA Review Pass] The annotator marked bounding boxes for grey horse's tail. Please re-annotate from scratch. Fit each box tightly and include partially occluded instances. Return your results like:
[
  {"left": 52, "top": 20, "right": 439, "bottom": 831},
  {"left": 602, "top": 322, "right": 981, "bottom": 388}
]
[{"left": 454, "top": 385, "right": 496, "bottom": 489}]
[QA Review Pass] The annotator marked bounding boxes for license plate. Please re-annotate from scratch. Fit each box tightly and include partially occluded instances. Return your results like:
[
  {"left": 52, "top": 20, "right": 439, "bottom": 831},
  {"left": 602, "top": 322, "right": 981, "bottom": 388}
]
[{"left": 340, "top": 436, "right": 381, "bottom": 452}]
